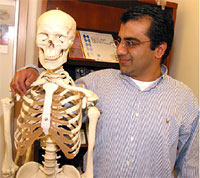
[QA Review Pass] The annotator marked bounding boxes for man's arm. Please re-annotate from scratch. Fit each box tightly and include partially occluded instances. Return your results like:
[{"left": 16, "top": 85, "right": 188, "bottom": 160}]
[
  {"left": 10, "top": 65, "right": 41, "bottom": 96},
  {"left": 174, "top": 93, "right": 199, "bottom": 178},
  {"left": 175, "top": 115, "right": 199, "bottom": 178}
]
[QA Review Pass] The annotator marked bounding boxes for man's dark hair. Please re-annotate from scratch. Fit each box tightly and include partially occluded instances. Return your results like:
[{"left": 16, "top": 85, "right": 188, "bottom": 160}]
[{"left": 120, "top": 4, "right": 174, "bottom": 64}]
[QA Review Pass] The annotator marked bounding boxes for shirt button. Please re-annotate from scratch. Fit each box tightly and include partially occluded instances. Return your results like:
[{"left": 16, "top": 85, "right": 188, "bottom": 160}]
[
  {"left": 126, "top": 161, "right": 130, "bottom": 166},
  {"left": 136, "top": 113, "right": 139, "bottom": 117},
  {"left": 131, "top": 136, "right": 134, "bottom": 142}
]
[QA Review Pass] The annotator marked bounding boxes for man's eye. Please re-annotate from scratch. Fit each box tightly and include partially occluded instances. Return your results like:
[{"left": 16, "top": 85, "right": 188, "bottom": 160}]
[{"left": 126, "top": 41, "right": 138, "bottom": 47}]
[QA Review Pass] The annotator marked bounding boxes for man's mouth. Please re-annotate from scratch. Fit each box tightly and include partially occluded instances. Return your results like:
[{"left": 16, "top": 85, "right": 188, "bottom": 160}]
[{"left": 119, "top": 58, "right": 131, "bottom": 64}]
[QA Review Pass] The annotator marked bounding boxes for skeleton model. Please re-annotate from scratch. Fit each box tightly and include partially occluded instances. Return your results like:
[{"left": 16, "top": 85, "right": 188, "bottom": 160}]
[{"left": 1, "top": 10, "right": 100, "bottom": 178}]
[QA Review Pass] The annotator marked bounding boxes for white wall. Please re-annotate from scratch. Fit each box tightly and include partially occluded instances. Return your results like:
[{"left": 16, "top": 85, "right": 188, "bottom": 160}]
[
  {"left": 0, "top": 0, "right": 41, "bottom": 176},
  {"left": 169, "top": 0, "right": 199, "bottom": 101},
  {"left": 0, "top": 0, "right": 17, "bottom": 176}
]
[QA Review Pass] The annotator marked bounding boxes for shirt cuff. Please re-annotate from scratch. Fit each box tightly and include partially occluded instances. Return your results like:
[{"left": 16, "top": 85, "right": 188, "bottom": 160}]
[{"left": 17, "top": 65, "right": 43, "bottom": 75}]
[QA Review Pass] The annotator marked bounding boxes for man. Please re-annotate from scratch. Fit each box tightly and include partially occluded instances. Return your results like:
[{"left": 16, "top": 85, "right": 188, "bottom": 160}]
[{"left": 10, "top": 5, "right": 199, "bottom": 178}]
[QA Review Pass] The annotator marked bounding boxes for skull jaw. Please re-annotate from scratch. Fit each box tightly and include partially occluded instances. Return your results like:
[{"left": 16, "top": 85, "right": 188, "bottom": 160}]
[{"left": 39, "top": 49, "right": 69, "bottom": 70}]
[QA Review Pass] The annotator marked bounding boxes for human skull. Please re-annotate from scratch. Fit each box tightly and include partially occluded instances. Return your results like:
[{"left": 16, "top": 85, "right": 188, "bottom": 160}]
[{"left": 36, "top": 10, "right": 76, "bottom": 70}]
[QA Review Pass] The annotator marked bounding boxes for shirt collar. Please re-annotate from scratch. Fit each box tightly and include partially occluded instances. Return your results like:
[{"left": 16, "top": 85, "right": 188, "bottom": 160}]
[{"left": 119, "top": 64, "right": 168, "bottom": 91}]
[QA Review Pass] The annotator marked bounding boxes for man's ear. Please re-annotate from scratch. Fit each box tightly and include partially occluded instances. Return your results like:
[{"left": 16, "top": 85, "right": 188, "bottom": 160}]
[{"left": 155, "top": 42, "right": 167, "bottom": 59}]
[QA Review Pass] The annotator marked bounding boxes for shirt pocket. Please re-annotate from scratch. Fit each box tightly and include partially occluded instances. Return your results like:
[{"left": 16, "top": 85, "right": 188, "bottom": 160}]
[{"left": 161, "top": 113, "right": 181, "bottom": 147}]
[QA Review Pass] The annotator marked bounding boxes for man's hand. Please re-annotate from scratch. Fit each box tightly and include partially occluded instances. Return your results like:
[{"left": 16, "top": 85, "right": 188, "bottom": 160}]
[{"left": 10, "top": 68, "right": 39, "bottom": 96}]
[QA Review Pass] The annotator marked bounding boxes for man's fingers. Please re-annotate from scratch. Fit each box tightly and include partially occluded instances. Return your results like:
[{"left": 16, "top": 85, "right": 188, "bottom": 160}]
[
  {"left": 10, "top": 77, "right": 26, "bottom": 96},
  {"left": 10, "top": 86, "right": 16, "bottom": 95},
  {"left": 26, "top": 68, "right": 39, "bottom": 86},
  {"left": 10, "top": 69, "right": 29, "bottom": 96},
  {"left": 25, "top": 73, "right": 37, "bottom": 87},
  {"left": 10, "top": 68, "right": 39, "bottom": 96},
  {"left": 18, "top": 79, "right": 27, "bottom": 95}
]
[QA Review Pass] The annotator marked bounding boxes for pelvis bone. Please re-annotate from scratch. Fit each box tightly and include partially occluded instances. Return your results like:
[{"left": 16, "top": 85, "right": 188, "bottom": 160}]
[{"left": 16, "top": 137, "right": 81, "bottom": 178}]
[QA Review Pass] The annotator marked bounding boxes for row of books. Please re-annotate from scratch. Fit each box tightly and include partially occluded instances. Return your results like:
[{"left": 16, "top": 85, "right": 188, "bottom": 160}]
[{"left": 69, "top": 30, "right": 119, "bottom": 63}]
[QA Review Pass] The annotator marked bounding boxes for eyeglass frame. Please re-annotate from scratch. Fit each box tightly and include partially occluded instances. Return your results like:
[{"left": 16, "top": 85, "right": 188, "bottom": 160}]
[{"left": 114, "top": 37, "right": 151, "bottom": 49}]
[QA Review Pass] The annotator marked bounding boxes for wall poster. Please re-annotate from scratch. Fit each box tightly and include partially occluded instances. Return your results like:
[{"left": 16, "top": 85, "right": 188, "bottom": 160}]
[
  {"left": 0, "top": 25, "right": 9, "bottom": 53},
  {"left": 0, "top": 4, "right": 15, "bottom": 54}
]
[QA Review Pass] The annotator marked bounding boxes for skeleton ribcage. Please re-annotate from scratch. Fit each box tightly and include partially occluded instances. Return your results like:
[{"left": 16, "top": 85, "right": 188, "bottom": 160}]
[{"left": 14, "top": 84, "right": 83, "bottom": 159}]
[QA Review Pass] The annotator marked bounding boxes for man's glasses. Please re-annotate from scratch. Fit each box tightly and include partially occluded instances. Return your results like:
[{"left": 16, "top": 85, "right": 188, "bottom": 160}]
[{"left": 114, "top": 39, "right": 151, "bottom": 49}]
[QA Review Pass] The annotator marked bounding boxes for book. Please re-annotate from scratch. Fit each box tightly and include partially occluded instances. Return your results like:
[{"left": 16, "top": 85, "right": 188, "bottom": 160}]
[
  {"left": 75, "top": 67, "right": 95, "bottom": 80},
  {"left": 79, "top": 30, "right": 119, "bottom": 63},
  {"left": 69, "top": 30, "right": 85, "bottom": 59}
]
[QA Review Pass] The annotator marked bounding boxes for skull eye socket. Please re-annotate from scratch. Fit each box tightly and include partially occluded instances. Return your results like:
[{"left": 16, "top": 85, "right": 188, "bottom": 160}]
[
  {"left": 57, "top": 35, "right": 66, "bottom": 43},
  {"left": 37, "top": 33, "right": 48, "bottom": 42}
]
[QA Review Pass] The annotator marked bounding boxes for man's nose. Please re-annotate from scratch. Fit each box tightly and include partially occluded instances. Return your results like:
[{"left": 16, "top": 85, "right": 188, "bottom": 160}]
[{"left": 116, "top": 42, "right": 129, "bottom": 56}]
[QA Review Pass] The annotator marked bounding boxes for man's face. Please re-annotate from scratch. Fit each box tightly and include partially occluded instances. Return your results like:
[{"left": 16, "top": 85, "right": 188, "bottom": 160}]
[{"left": 117, "top": 18, "right": 158, "bottom": 81}]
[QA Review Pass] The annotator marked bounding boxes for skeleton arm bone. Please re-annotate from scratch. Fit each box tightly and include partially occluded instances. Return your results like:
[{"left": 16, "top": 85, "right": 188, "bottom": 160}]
[
  {"left": 81, "top": 106, "right": 100, "bottom": 178},
  {"left": 1, "top": 97, "right": 18, "bottom": 178}
]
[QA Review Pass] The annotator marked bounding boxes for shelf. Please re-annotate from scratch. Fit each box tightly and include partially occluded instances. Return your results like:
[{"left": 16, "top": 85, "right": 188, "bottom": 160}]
[
  {"left": 47, "top": 0, "right": 125, "bottom": 33},
  {"left": 64, "top": 58, "right": 120, "bottom": 69}
]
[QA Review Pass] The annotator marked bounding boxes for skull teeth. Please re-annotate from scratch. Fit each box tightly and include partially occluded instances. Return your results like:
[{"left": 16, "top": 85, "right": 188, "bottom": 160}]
[
  {"left": 46, "top": 55, "right": 58, "bottom": 60},
  {"left": 46, "top": 50, "right": 63, "bottom": 61}
]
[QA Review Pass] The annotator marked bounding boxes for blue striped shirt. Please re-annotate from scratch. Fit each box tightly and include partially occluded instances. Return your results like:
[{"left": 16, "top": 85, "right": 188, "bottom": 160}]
[{"left": 76, "top": 65, "right": 199, "bottom": 178}]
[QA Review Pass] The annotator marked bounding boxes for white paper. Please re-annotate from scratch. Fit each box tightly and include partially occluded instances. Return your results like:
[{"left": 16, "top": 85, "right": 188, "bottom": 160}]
[{"left": 79, "top": 30, "right": 119, "bottom": 63}]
